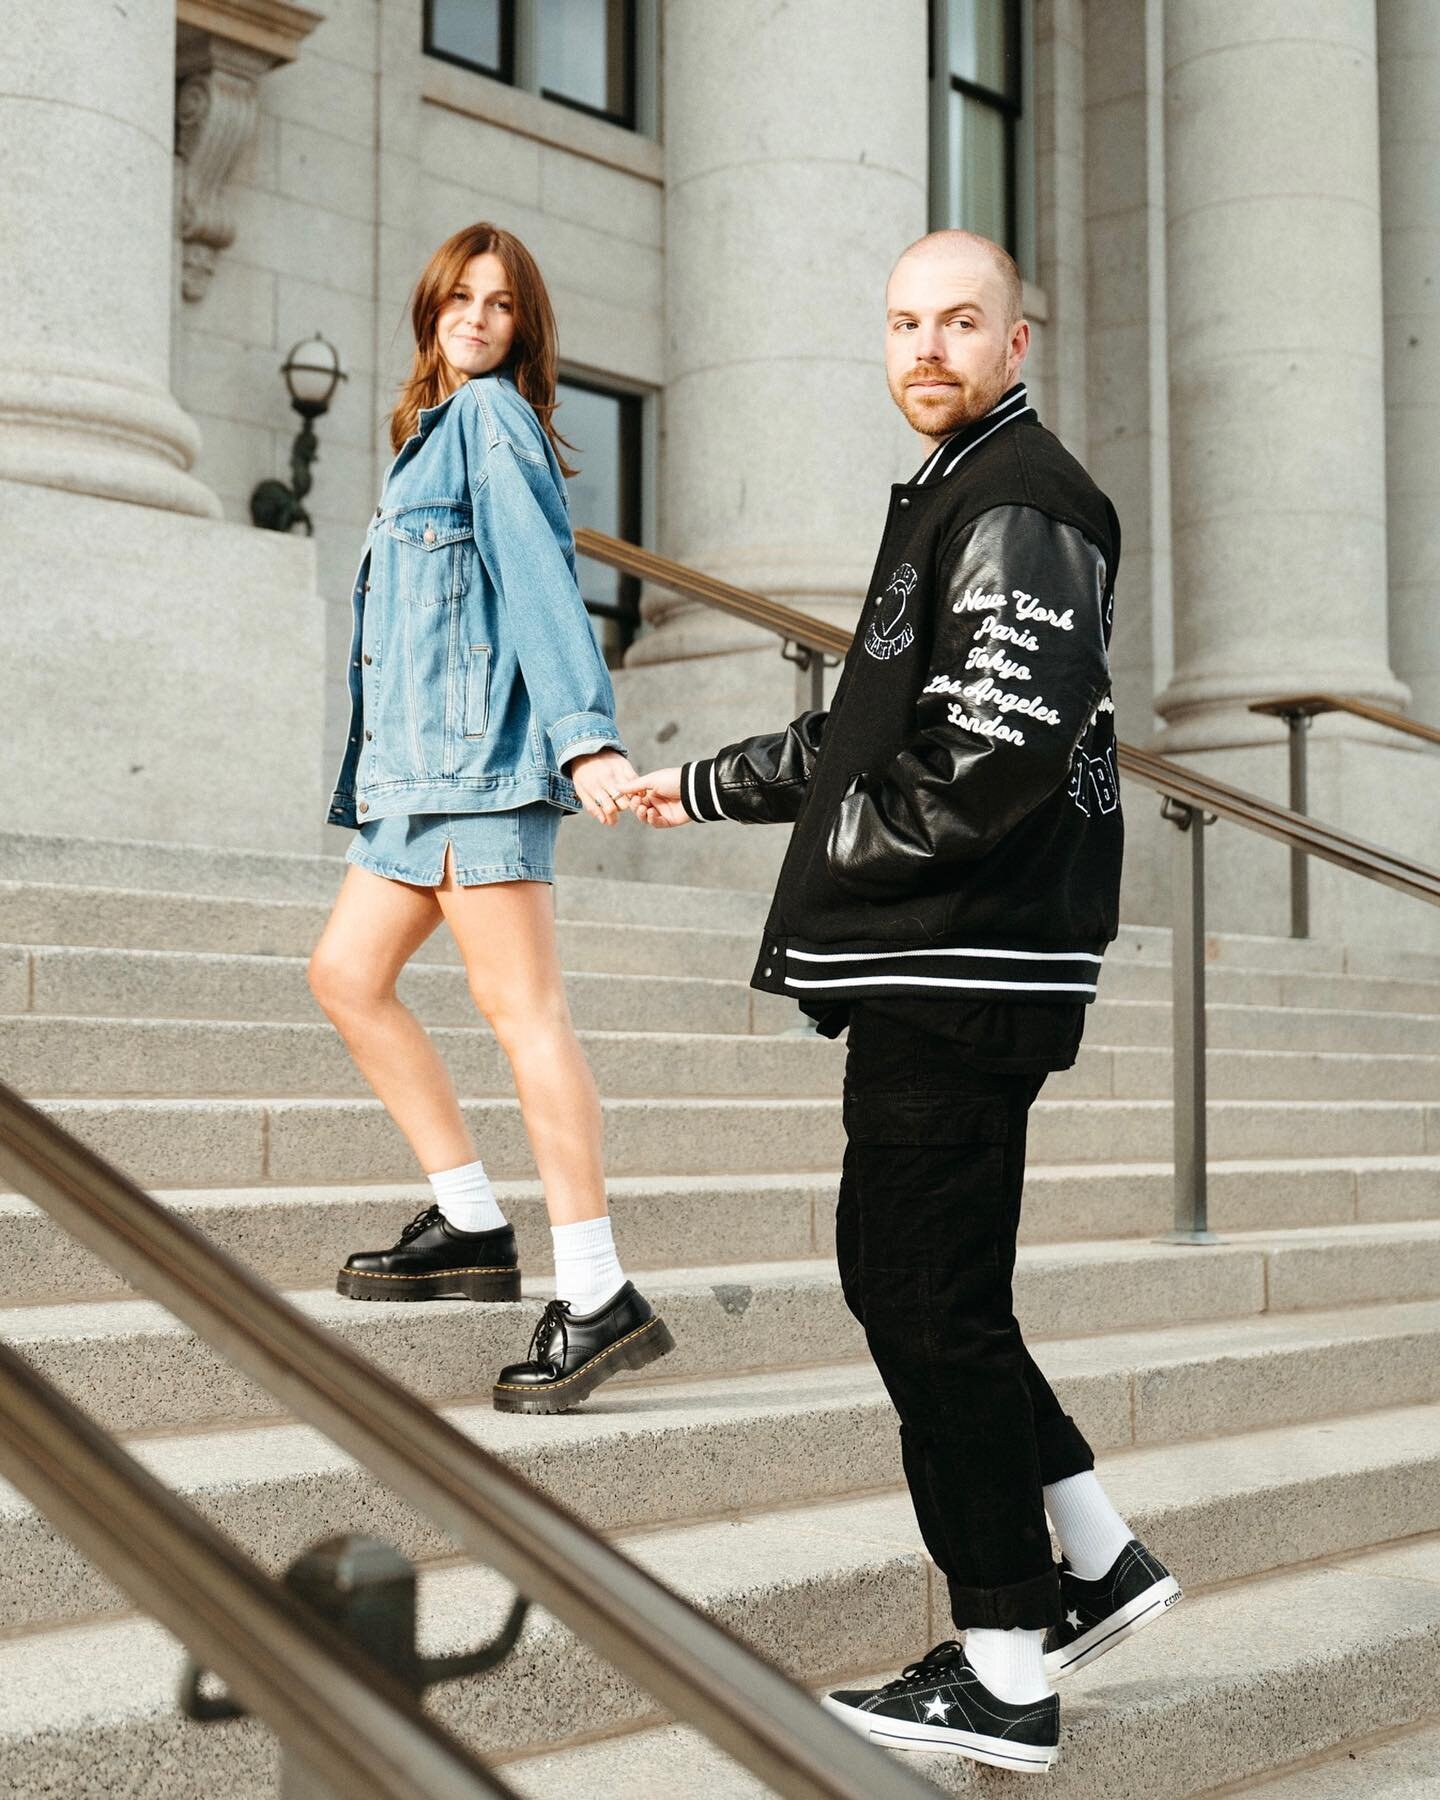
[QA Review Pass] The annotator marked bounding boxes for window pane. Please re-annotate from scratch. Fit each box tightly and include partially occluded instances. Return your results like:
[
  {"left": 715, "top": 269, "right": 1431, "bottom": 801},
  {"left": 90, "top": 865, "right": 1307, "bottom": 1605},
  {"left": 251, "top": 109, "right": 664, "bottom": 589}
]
[
  {"left": 951, "top": 90, "right": 1009, "bottom": 246},
  {"left": 539, "top": 0, "right": 632, "bottom": 121},
  {"left": 558, "top": 380, "right": 637, "bottom": 660},
  {"left": 428, "top": 0, "right": 505, "bottom": 74},
  {"left": 947, "top": 0, "right": 1015, "bottom": 97}
]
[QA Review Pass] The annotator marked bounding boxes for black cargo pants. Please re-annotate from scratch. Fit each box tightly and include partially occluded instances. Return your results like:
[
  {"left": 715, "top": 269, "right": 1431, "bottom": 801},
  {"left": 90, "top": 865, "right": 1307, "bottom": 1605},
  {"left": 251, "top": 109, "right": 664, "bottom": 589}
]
[{"left": 835, "top": 1003, "right": 1095, "bottom": 1631}]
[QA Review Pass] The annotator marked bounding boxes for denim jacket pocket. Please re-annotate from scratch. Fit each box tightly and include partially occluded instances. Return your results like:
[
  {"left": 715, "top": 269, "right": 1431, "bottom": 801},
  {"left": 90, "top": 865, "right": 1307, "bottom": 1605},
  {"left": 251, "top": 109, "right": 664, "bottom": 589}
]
[
  {"left": 463, "top": 643, "right": 492, "bottom": 739},
  {"left": 386, "top": 501, "right": 471, "bottom": 606}
]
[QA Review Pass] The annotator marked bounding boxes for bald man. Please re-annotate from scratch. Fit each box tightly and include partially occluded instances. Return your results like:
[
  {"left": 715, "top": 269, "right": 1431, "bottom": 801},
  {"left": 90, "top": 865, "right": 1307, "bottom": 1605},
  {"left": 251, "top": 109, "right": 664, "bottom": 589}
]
[{"left": 622, "top": 232, "right": 1179, "bottom": 1773}]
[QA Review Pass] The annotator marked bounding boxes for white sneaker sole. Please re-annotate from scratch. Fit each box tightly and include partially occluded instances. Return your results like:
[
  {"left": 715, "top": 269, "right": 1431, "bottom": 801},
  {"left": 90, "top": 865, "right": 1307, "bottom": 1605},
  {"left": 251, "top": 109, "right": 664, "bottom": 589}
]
[
  {"left": 1044, "top": 1574, "right": 1182, "bottom": 1679},
  {"left": 822, "top": 1694, "right": 1058, "bottom": 1773}
]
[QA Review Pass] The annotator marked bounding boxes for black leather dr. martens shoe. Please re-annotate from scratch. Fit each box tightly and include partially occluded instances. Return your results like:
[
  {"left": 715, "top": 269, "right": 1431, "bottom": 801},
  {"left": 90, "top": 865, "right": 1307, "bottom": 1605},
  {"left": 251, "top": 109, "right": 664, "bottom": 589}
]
[
  {"left": 492, "top": 1281, "right": 674, "bottom": 1413},
  {"left": 336, "top": 1205, "right": 520, "bottom": 1302}
]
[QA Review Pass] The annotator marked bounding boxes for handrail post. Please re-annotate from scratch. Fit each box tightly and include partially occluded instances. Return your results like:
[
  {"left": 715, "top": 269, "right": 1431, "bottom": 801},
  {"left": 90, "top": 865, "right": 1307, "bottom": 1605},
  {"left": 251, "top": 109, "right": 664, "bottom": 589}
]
[
  {"left": 1159, "top": 797, "right": 1219, "bottom": 1245},
  {"left": 1285, "top": 711, "right": 1311, "bottom": 938}
]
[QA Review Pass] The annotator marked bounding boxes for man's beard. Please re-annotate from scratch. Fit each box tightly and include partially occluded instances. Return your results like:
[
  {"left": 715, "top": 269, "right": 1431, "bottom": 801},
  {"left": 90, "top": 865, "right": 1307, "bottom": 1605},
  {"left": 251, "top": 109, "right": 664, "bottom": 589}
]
[{"left": 890, "top": 354, "right": 1010, "bottom": 437}]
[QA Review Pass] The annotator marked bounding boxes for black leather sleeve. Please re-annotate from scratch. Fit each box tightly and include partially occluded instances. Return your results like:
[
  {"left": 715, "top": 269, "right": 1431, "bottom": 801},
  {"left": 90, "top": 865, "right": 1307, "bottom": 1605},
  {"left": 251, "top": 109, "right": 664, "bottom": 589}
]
[
  {"left": 826, "top": 505, "right": 1112, "bottom": 896},
  {"left": 680, "top": 707, "right": 832, "bottom": 824}
]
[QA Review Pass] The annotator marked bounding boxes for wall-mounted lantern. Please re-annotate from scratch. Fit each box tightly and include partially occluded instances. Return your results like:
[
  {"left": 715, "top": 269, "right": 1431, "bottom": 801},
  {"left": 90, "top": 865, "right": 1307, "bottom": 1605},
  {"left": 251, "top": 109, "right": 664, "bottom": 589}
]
[{"left": 250, "top": 332, "right": 347, "bottom": 536}]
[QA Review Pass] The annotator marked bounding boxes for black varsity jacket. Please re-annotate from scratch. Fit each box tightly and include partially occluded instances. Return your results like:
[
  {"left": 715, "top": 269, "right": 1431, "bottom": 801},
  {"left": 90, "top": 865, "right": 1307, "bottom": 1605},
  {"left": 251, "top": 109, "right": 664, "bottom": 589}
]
[{"left": 678, "top": 387, "right": 1123, "bottom": 1007}]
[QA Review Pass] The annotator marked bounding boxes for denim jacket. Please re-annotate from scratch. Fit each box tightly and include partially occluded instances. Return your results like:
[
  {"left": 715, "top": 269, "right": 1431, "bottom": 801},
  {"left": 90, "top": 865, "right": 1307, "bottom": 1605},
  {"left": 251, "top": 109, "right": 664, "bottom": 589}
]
[{"left": 327, "top": 374, "right": 625, "bottom": 829}]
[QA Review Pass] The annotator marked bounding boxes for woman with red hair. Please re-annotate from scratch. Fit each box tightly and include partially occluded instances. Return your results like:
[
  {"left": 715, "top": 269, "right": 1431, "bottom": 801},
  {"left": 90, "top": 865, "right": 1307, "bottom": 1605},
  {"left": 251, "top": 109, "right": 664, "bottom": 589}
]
[{"left": 311, "top": 223, "right": 673, "bottom": 1412}]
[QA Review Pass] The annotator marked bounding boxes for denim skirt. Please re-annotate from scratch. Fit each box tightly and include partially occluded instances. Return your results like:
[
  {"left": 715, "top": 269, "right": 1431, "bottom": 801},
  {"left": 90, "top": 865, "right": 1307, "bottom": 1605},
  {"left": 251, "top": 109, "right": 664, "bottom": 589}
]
[{"left": 346, "top": 805, "right": 560, "bottom": 887}]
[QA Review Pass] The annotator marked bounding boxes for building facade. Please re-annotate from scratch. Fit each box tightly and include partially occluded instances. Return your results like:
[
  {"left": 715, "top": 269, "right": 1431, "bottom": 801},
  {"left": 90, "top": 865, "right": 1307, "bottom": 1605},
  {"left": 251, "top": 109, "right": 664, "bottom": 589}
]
[{"left": 3, "top": 0, "right": 1436, "bottom": 945}]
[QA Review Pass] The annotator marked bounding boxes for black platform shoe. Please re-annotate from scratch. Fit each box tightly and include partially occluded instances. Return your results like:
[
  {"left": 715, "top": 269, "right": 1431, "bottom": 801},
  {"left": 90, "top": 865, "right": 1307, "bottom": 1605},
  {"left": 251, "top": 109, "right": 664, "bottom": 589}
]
[
  {"left": 492, "top": 1281, "right": 674, "bottom": 1414},
  {"left": 336, "top": 1205, "right": 521, "bottom": 1303}
]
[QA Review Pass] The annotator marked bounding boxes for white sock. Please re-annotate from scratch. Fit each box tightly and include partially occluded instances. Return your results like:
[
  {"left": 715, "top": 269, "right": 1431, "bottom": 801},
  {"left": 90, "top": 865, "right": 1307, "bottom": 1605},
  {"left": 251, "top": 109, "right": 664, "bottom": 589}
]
[
  {"left": 551, "top": 1215, "right": 625, "bottom": 1313},
  {"left": 964, "top": 1628, "right": 1052, "bottom": 1704},
  {"left": 428, "top": 1158, "right": 507, "bottom": 1234},
  {"left": 1044, "top": 1470, "right": 1134, "bottom": 1580}
]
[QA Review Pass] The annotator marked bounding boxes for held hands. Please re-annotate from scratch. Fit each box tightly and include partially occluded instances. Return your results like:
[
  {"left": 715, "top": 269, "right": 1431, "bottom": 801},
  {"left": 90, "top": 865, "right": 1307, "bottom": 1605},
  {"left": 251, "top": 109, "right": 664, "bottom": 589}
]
[
  {"left": 567, "top": 750, "right": 642, "bottom": 825},
  {"left": 614, "top": 768, "right": 692, "bottom": 829}
]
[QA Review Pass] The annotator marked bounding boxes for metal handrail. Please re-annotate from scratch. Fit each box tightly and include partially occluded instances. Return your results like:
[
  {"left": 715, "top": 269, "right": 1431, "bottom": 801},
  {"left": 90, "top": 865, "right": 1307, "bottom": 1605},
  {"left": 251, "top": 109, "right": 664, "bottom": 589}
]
[
  {"left": 1247, "top": 693, "right": 1440, "bottom": 936},
  {"left": 576, "top": 528, "right": 1440, "bottom": 1245},
  {"left": 0, "top": 1337, "right": 516, "bottom": 1800},
  {"left": 0, "top": 1085, "right": 931, "bottom": 1800},
  {"left": 1250, "top": 691, "right": 1440, "bottom": 748}
]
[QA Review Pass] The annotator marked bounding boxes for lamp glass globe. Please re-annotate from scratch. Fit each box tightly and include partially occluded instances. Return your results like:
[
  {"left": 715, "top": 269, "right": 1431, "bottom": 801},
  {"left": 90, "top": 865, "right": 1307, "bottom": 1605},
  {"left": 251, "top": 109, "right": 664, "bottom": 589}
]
[{"left": 285, "top": 335, "right": 342, "bottom": 409}]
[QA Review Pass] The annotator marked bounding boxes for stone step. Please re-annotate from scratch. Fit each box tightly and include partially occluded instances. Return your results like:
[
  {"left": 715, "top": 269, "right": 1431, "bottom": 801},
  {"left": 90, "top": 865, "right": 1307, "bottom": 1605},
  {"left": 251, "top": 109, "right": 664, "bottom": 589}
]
[
  {"left": 0, "top": 943, "right": 792, "bottom": 1037},
  {"left": 507, "top": 1537, "right": 1440, "bottom": 1798},
  {"left": 1215, "top": 1718, "right": 1440, "bottom": 1796},
  {"left": 0, "top": 886, "right": 762, "bottom": 979},
  {"left": 5, "top": 1163, "right": 1437, "bottom": 1303},
  {"left": 0, "top": 1016, "right": 847, "bottom": 1099},
  {"left": 7, "top": 872, "right": 1440, "bottom": 995},
  {"left": 6, "top": 1299, "right": 1440, "bottom": 1632},
  {"left": 0, "top": 835, "right": 773, "bottom": 931},
  {"left": 12, "top": 1013, "right": 1440, "bottom": 1104},
  {"left": 2, "top": 1449, "right": 1438, "bottom": 1795},
  {"left": 1097, "top": 960, "right": 1440, "bottom": 1015},
  {"left": 8, "top": 929, "right": 1440, "bottom": 1038},
  {"left": 1091, "top": 997, "right": 1440, "bottom": 1054},
  {"left": 6, "top": 1216, "right": 1437, "bottom": 1434},
  {"left": 11, "top": 1095, "right": 1438, "bottom": 1189}
]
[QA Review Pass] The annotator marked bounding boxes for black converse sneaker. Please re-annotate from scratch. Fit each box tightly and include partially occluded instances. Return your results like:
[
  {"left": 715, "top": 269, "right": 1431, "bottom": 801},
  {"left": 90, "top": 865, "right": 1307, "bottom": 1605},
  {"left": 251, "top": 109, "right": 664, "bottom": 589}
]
[
  {"left": 336, "top": 1205, "right": 521, "bottom": 1303},
  {"left": 1043, "top": 1539, "right": 1181, "bottom": 1679},
  {"left": 823, "top": 1642, "right": 1059, "bottom": 1773}
]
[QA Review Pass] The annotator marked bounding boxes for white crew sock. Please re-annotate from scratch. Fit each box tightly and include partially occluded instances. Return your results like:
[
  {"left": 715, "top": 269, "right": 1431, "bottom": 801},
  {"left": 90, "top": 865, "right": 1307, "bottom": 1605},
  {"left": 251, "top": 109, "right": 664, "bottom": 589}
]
[
  {"left": 428, "top": 1158, "right": 507, "bottom": 1235},
  {"left": 964, "top": 1628, "right": 1052, "bottom": 1705},
  {"left": 1044, "top": 1470, "right": 1134, "bottom": 1580},
  {"left": 551, "top": 1214, "right": 626, "bottom": 1314}
]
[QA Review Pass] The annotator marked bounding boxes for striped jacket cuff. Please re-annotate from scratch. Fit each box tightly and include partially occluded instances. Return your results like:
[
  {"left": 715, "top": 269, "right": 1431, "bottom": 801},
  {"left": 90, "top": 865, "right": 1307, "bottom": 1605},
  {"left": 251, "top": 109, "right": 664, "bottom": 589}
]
[{"left": 680, "top": 759, "right": 729, "bottom": 822}]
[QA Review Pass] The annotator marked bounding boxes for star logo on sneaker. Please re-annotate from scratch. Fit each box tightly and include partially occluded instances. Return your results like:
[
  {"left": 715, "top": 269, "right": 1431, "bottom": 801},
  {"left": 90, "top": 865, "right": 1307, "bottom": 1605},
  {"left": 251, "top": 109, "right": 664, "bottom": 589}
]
[
  {"left": 1066, "top": 1609, "right": 1082, "bottom": 1629},
  {"left": 923, "top": 1695, "right": 952, "bottom": 1722}
]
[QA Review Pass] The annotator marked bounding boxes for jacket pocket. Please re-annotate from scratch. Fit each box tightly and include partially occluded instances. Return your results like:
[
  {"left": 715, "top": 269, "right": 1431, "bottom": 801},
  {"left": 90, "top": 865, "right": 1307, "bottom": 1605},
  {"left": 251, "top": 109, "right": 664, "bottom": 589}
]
[
  {"left": 463, "top": 644, "right": 492, "bottom": 739},
  {"left": 385, "top": 502, "right": 471, "bottom": 607}
]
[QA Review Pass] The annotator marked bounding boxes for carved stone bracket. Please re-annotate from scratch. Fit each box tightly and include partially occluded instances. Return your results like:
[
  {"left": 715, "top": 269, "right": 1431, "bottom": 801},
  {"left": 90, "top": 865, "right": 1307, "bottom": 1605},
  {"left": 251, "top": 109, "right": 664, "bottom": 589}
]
[{"left": 174, "top": 0, "right": 323, "bottom": 303}]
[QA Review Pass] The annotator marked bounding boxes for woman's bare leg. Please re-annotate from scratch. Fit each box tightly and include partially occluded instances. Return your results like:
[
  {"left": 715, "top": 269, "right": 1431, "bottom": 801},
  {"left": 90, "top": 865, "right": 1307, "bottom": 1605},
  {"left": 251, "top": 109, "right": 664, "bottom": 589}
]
[
  {"left": 308, "top": 864, "right": 476, "bottom": 1173},
  {"left": 434, "top": 855, "right": 606, "bottom": 1226}
]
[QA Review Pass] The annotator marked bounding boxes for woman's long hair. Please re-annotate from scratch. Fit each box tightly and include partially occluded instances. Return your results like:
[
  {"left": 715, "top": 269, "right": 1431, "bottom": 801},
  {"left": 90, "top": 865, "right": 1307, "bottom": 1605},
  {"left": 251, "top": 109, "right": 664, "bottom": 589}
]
[{"left": 389, "top": 222, "right": 576, "bottom": 472}]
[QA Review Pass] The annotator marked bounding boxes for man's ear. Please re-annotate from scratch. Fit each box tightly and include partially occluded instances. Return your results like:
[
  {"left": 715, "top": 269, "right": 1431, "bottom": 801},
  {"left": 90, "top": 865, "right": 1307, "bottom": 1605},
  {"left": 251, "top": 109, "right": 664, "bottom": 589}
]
[{"left": 1008, "top": 318, "right": 1031, "bottom": 380}]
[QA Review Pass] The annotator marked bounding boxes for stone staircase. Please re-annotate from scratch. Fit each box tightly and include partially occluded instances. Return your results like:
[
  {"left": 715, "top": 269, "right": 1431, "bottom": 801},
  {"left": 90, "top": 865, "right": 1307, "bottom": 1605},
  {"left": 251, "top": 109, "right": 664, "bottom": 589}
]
[{"left": 0, "top": 829, "right": 1438, "bottom": 1797}]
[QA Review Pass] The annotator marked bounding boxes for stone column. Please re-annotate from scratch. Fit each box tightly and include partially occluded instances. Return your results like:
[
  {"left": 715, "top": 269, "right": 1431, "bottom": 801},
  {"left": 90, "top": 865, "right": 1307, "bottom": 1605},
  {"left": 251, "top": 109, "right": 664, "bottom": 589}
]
[
  {"left": 0, "top": 0, "right": 218, "bottom": 516},
  {"left": 1379, "top": 0, "right": 1440, "bottom": 727},
  {"left": 1155, "top": 0, "right": 1404, "bottom": 750},
  {"left": 633, "top": 0, "right": 927, "bottom": 662}
]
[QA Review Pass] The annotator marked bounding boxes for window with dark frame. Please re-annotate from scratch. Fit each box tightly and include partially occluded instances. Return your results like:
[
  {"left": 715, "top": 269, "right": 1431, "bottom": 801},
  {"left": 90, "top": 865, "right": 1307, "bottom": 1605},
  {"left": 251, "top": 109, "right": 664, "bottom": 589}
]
[
  {"left": 557, "top": 377, "right": 643, "bottom": 666},
  {"left": 424, "top": 0, "right": 639, "bottom": 134},
  {"left": 932, "top": 0, "right": 1023, "bottom": 256},
  {"left": 424, "top": 0, "right": 513, "bottom": 83}
]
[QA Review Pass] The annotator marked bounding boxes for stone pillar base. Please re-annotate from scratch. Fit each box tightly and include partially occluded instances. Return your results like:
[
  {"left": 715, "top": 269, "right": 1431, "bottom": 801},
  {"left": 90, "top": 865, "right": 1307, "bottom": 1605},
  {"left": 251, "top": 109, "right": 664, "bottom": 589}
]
[
  {"left": 1, "top": 480, "right": 326, "bottom": 853},
  {"left": 1120, "top": 725, "right": 1440, "bottom": 954},
  {"left": 0, "top": 365, "right": 221, "bottom": 519}
]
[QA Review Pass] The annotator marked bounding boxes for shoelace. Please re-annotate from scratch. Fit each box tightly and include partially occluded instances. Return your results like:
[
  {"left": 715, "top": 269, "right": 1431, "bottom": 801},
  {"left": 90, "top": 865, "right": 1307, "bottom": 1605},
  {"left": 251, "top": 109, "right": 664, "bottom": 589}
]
[
  {"left": 396, "top": 1204, "right": 442, "bottom": 1244},
  {"left": 527, "top": 1298, "right": 573, "bottom": 1370},
  {"left": 880, "top": 1640, "right": 964, "bottom": 1695}
]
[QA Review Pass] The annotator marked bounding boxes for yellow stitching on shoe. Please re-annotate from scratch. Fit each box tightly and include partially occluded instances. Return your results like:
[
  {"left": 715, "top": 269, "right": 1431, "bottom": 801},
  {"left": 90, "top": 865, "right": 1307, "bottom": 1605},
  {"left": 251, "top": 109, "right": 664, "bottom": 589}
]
[
  {"left": 342, "top": 1265, "right": 515, "bottom": 1280},
  {"left": 492, "top": 1317, "right": 666, "bottom": 1391}
]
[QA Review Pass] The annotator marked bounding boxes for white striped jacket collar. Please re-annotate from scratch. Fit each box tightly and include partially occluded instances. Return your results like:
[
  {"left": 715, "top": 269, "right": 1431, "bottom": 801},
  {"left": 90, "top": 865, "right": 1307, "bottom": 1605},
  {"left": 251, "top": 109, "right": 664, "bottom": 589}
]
[{"left": 911, "top": 382, "right": 1035, "bottom": 486}]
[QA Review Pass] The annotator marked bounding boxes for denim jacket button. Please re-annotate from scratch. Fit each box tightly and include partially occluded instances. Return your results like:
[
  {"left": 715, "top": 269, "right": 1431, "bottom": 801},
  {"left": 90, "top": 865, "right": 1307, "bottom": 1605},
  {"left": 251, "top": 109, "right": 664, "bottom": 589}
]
[
  {"left": 358, "top": 801, "right": 369, "bottom": 814},
  {"left": 365, "top": 730, "right": 372, "bottom": 740},
  {"left": 374, "top": 507, "right": 382, "bottom": 519},
  {"left": 363, "top": 653, "right": 372, "bottom": 665},
  {"left": 423, "top": 525, "right": 437, "bottom": 545}
]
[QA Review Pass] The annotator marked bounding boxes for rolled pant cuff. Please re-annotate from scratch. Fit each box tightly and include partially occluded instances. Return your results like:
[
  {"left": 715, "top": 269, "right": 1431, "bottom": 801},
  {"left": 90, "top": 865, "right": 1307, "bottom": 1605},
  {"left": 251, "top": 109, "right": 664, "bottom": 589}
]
[
  {"left": 1036, "top": 1411, "right": 1095, "bottom": 1486},
  {"left": 947, "top": 1565, "right": 1061, "bottom": 1632}
]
